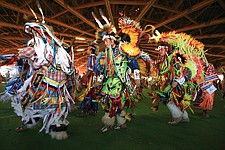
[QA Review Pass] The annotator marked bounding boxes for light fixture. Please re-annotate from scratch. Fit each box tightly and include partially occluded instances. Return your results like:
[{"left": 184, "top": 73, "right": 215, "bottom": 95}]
[
  {"left": 75, "top": 37, "right": 86, "bottom": 40},
  {"left": 76, "top": 48, "right": 85, "bottom": 51}
]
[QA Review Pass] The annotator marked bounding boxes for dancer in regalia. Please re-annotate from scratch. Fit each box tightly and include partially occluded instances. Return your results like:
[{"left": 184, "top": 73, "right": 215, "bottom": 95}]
[
  {"left": 199, "top": 62, "right": 218, "bottom": 118},
  {"left": 78, "top": 43, "right": 99, "bottom": 116},
  {"left": 150, "top": 31, "right": 208, "bottom": 124},
  {"left": 11, "top": 4, "right": 74, "bottom": 140},
  {"left": 92, "top": 11, "right": 152, "bottom": 132}
]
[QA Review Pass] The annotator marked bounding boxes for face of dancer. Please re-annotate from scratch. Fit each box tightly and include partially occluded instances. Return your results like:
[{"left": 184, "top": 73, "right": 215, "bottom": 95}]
[
  {"left": 159, "top": 46, "right": 168, "bottom": 57},
  {"left": 87, "top": 45, "right": 96, "bottom": 55},
  {"left": 87, "top": 46, "right": 92, "bottom": 54},
  {"left": 87, "top": 48, "right": 90, "bottom": 55},
  {"left": 104, "top": 38, "right": 115, "bottom": 49}
]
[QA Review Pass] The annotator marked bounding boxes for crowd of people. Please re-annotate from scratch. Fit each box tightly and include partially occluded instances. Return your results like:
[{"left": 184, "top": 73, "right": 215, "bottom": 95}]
[{"left": 0, "top": 6, "right": 224, "bottom": 140}]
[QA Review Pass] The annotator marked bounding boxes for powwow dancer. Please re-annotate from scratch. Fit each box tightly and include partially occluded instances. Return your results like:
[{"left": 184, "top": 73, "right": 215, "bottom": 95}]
[
  {"left": 150, "top": 31, "right": 207, "bottom": 124},
  {"left": 117, "top": 16, "right": 152, "bottom": 99},
  {"left": 199, "top": 62, "right": 218, "bottom": 118},
  {"left": 0, "top": 59, "right": 26, "bottom": 102},
  {"left": 93, "top": 11, "right": 152, "bottom": 132},
  {"left": 78, "top": 43, "right": 99, "bottom": 116},
  {"left": 11, "top": 3, "right": 74, "bottom": 140},
  {"left": 0, "top": 44, "right": 36, "bottom": 102}
]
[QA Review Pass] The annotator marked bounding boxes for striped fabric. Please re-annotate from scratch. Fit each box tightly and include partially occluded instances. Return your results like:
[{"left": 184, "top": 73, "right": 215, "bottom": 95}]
[
  {"left": 200, "top": 63, "right": 218, "bottom": 91},
  {"left": 19, "top": 47, "right": 36, "bottom": 59},
  {"left": 45, "top": 70, "right": 66, "bottom": 83}
]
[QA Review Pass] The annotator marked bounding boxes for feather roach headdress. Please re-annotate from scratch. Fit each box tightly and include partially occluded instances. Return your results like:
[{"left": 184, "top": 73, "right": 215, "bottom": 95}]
[
  {"left": 95, "top": 24, "right": 117, "bottom": 41},
  {"left": 155, "top": 31, "right": 207, "bottom": 61},
  {"left": 92, "top": 9, "right": 117, "bottom": 41}
]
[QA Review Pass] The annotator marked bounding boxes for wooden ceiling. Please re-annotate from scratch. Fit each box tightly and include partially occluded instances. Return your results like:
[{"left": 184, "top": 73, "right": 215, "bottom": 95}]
[{"left": 0, "top": 0, "right": 225, "bottom": 73}]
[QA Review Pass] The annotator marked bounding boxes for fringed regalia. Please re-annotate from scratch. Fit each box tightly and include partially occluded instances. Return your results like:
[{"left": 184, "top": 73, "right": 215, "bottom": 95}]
[
  {"left": 11, "top": 19, "right": 74, "bottom": 140},
  {"left": 0, "top": 55, "right": 24, "bottom": 102},
  {"left": 199, "top": 63, "right": 218, "bottom": 110},
  {"left": 151, "top": 31, "right": 208, "bottom": 124},
  {"left": 97, "top": 40, "right": 133, "bottom": 132},
  {"left": 93, "top": 15, "right": 152, "bottom": 132}
]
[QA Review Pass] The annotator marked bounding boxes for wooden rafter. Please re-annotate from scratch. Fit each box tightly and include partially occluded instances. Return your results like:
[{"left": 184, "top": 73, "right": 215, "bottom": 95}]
[
  {"left": 16, "top": 12, "right": 20, "bottom": 25},
  {"left": 50, "top": 10, "right": 68, "bottom": 19},
  {"left": 135, "top": 0, "right": 157, "bottom": 22},
  {"left": 0, "top": 47, "right": 20, "bottom": 51},
  {"left": 0, "top": 0, "right": 94, "bottom": 37},
  {"left": 153, "top": 4, "right": 199, "bottom": 28},
  {"left": 194, "top": 33, "right": 225, "bottom": 39},
  {"left": 19, "top": 0, "right": 33, "bottom": 8},
  {"left": 42, "top": 0, "right": 56, "bottom": 14},
  {"left": 205, "top": 53, "right": 225, "bottom": 58},
  {"left": 217, "top": 0, "right": 225, "bottom": 10},
  {"left": 205, "top": 44, "right": 225, "bottom": 48},
  {"left": 74, "top": 1, "right": 104, "bottom": 9},
  {"left": 210, "top": 37, "right": 225, "bottom": 55},
  {"left": 0, "top": 22, "right": 93, "bottom": 42},
  {"left": 74, "top": 55, "right": 88, "bottom": 62},
  {"left": 55, "top": 0, "right": 98, "bottom": 30},
  {"left": 0, "top": 21, "right": 23, "bottom": 30},
  {"left": 207, "top": 37, "right": 225, "bottom": 63},
  {"left": 141, "top": 18, "right": 174, "bottom": 30},
  {"left": 176, "top": 18, "right": 225, "bottom": 32},
  {"left": 142, "top": 50, "right": 158, "bottom": 58},
  {"left": 0, "top": 36, "right": 25, "bottom": 40},
  {"left": 18, "top": 29, "right": 24, "bottom": 37},
  {"left": 54, "top": 32, "right": 93, "bottom": 41},
  {"left": 0, "top": 22, "right": 91, "bottom": 48},
  {"left": 8, "top": 40, "right": 20, "bottom": 47},
  {"left": 155, "top": 0, "right": 216, "bottom": 28},
  {"left": 104, "top": 0, "right": 114, "bottom": 26},
  {"left": 140, "top": 48, "right": 159, "bottom": 54},
  {"left": 110, "top": 0, "right": 146, "bottom": 5}
]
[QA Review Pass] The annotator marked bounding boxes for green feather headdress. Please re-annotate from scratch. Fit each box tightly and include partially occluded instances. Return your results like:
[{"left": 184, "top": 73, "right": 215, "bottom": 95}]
[{"left": 156, "top": 31, "right": 207, "bottom": 63}]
